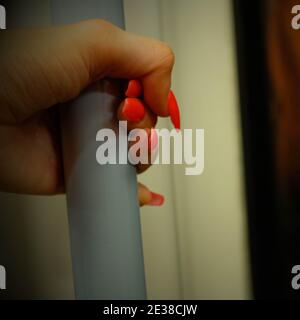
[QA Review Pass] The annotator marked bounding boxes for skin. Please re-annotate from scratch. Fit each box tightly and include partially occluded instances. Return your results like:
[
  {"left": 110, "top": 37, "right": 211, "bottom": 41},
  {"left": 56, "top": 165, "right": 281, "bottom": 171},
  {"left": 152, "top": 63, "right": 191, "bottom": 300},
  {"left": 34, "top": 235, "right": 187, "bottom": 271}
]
[{"left": 0, "top": 19, "right": 175, "bottom": 205}]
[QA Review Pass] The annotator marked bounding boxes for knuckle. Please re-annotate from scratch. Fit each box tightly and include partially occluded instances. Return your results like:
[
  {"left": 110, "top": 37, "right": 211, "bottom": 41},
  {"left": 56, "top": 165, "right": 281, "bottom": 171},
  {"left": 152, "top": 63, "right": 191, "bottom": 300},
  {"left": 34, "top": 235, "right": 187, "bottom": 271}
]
[
  {"left": 76, "top": 19, "right": 118, "bottom": 44},
  {"left": 78, "top": 18, "right": 115, "bottom": 31},
  {"left": 157, "top": 42, "right": 175, "bottom": 70}
]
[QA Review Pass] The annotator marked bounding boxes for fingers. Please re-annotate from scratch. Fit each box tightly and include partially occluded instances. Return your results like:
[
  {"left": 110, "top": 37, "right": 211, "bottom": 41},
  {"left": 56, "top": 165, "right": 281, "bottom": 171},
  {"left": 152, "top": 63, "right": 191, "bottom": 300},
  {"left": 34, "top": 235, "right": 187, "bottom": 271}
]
[
  {"left": 77, "top": 19, "right": 175, "bottom": 116},
  {"left": 138, "top": 182, "right": 164, "bottom": 207},
  {"left": 0, "top": 19, "right": 175, "bottom": 124},
  {"left": 117, "top": 98, "right": 157, "bottom": 130},
  {"left": 125, "top": 79, "right": 143, "bottom": 98},
  {"left": 135, "top": 129, "right": 159, "bottom": 174},
  {"left": 0, "top": 26, "right": 93, "bottom": 123},
  {"left": 117, "top": 81, "right": 158, "bottom": 173},
  {"left": 120, "top": 80, "right": 179, "bottom": 131}
]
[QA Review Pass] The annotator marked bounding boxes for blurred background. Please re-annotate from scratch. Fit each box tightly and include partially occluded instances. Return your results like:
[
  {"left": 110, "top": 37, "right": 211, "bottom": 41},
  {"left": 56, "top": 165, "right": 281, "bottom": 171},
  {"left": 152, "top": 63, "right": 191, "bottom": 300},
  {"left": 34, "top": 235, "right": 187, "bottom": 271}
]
[{"left": 3, "top": 0, "right": 294, "bottom": 299}]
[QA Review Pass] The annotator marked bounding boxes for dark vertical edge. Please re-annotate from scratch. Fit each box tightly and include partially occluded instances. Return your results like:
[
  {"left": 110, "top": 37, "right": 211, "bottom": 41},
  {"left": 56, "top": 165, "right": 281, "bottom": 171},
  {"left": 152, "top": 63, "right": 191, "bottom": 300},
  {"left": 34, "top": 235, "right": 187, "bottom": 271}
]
[{"left": 232, "top": 0, "right": 285, "bottom": 299}]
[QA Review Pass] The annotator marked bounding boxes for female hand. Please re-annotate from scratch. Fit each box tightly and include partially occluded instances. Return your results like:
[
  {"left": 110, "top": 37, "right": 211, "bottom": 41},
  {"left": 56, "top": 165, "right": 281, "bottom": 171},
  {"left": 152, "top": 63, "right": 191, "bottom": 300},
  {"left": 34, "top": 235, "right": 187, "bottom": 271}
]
[{"left": 0, "top": 19, "right": 178, "bottom": 206}]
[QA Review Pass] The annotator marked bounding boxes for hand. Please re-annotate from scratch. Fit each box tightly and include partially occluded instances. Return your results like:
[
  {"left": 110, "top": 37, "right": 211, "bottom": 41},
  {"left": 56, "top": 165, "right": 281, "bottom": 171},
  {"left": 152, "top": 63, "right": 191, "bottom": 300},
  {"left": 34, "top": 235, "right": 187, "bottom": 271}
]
[{"left": 0, "top": 20, "right": 176, "bottom": 206}]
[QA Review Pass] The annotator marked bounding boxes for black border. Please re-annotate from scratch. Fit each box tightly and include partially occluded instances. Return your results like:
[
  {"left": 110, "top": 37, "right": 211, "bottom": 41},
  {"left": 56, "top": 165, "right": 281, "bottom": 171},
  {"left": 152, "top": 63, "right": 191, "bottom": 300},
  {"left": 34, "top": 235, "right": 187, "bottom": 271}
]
[{"left": 233, "top": 1, "right": 286, "bottom": 299}]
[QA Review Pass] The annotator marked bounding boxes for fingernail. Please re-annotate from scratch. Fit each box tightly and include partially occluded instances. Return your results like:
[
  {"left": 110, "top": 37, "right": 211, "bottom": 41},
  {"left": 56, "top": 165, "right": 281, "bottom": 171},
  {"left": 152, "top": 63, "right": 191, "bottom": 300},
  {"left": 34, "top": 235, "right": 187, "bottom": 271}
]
[
  {"left": 168, "top": 90, "right": 181, "bottom": 130},
  {"left": 148, "top": 129, "right": 158, "bottom": 151},
  {"left": 122, "top": 98, "right": 145, "bottom": 122},
  {"left": 148, "top": 192, "right": 165, "bottom": 206},
  {"left": 125, "top": 80, "right": 143, "bottom": 98}
]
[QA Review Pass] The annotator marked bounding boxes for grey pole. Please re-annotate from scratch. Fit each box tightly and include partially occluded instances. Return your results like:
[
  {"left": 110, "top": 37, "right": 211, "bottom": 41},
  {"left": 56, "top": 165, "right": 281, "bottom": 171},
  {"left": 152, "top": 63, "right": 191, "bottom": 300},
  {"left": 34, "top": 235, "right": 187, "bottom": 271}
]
[{"left": 51, "top": 0, "right": 146, "bottom": 299}]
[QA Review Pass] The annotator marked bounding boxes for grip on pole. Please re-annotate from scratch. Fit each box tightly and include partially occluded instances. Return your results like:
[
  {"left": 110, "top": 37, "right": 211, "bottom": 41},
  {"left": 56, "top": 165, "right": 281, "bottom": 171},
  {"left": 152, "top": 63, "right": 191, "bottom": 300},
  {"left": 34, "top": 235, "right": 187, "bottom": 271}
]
[{"left": 51, "top": 0, "right": 146, "bottom": 300}]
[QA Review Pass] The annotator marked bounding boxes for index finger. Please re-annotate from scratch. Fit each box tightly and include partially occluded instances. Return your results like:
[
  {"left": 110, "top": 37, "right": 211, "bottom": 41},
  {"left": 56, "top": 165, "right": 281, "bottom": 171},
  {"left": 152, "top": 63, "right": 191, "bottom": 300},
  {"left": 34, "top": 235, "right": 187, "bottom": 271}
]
[{"left": 81, "top": 20, "right": 175, "bottom": 116}]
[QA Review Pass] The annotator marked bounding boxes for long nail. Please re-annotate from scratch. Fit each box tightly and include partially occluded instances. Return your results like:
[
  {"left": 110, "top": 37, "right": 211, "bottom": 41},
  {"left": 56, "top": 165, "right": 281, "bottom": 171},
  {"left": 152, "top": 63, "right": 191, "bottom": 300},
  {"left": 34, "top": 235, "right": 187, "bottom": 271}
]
[
  {"left": 148, "top": 192, "right": 165, "bottom": 206},
  {"left": 122, "top": 98, "right": 145, "bottom": 122},
  {"left": 168, "top": 90, "right": 181, "bottom": 130},
  {"left": 125, "top": 79, "right": 143, "bottom": 98}
]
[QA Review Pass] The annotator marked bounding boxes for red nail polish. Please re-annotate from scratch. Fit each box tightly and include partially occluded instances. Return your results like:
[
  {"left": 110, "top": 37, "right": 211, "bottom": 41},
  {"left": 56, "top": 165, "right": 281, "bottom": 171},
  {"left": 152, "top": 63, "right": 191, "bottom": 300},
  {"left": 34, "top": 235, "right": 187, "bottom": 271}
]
[
  {"left": 122, "top": 98, "right": 145, "bottom": 122},
  {"left": 125, "top": 80, "right": 143, "bottom": 98},
  {"left": 148, "top": 129, "right": 158, "bottom": 151},
  {"left": 148, "top": 192, "right": 165, "bottom": 206},
  {"left": 168, "top": 90, "right": 181, "bottom": 130}
]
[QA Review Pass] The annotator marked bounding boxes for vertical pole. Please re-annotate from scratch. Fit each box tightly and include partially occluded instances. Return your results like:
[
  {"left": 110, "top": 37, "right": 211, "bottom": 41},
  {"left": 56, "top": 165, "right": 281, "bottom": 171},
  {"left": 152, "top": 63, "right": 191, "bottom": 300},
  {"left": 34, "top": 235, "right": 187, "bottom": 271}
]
[{"left": 51, "top": 0, "right": 146, "bottom": 299}]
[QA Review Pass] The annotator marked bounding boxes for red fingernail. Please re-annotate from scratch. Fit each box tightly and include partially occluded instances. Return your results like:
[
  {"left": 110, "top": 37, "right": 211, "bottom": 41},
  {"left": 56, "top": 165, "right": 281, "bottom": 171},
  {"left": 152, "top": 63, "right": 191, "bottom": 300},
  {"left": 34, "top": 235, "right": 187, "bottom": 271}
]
[
  {"left": 122, "top": 98, "right": 145, "bottom": 122},
  {"left": 168, "top": 90, "right": 181, "bottom": 130},
  {"left": 148, "top": 192, "right": 165, "bottom": 206},
  {"left": 125, "top": 80, "right": 143, "bottom": 98},
  {"left": 148, "top": 129, "right": 158, "bottom": 151}
]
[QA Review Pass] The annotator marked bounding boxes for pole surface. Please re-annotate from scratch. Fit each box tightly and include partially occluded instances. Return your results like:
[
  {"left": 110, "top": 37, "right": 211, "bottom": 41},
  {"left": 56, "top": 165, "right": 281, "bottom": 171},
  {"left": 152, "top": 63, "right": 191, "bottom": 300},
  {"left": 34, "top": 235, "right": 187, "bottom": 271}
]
[{"left": 51, "top": 0, "right": 146, "bottom": 299}]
